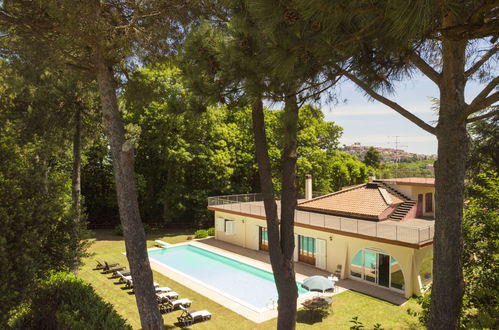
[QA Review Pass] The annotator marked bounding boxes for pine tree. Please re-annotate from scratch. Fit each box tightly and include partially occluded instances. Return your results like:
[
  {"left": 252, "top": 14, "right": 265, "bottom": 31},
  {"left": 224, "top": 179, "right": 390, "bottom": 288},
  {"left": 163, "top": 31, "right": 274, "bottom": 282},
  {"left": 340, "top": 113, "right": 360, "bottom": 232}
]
[
  {"left": 0, "top": 2, "right": 201, "bottom": 328},
  {"left": 364, "top": 147, "right": 381, "bottom": 169},
  {"left": 245, "top": 1, "right": 497, "bottom": 328}
]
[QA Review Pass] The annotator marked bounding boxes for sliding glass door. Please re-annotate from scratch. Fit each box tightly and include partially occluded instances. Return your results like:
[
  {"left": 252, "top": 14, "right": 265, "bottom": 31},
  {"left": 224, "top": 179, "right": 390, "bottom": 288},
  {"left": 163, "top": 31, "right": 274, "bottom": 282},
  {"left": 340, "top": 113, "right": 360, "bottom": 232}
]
[{"left": 350, "top": 248, "right": 404, "bottom": 292}]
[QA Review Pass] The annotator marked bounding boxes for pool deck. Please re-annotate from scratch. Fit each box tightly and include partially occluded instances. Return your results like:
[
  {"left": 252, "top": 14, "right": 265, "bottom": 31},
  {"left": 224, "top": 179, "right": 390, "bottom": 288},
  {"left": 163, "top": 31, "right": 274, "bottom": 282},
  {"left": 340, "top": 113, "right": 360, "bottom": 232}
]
[{"left": 148, "top": 237, "right": 405, "bottom": 323}]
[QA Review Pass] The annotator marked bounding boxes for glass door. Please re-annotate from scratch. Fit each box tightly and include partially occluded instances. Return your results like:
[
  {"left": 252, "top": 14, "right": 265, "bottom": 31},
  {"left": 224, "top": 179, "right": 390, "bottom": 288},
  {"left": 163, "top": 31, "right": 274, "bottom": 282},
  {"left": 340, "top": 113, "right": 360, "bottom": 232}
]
[
  {"left": 363, "top": 250, "right": 377, "bottom": 283},
  {"left": 298, "top": 235, "right": 316, "bottom": 265},
  {"left": 350, "top": 249, "right": 405, "bottom": 292},
  {"left": 259, "top": 227, "right": 268, "bottom": 251},
  {"left": 377, "top": 253, "right": 390, "bottom": 288}
]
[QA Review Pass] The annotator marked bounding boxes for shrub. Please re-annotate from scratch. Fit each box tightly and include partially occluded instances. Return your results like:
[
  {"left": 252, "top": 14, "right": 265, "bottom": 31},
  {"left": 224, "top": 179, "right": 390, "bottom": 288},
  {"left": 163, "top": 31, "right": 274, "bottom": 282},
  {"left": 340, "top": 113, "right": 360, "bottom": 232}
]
[
  {"left": 194, "top": 229, "right": 208, "bottom": 238},
  {"left": 207, "top": 227, "right": 215, "bottom": 236},
  {"left": 113, "top": 224, "right": 123, "bottom": 236},
  {"left": 143, "top": 223, "right": 151, "bottom": 233},
  {"left": 8, "top": 272, "right": 132, "bottom": 330}
]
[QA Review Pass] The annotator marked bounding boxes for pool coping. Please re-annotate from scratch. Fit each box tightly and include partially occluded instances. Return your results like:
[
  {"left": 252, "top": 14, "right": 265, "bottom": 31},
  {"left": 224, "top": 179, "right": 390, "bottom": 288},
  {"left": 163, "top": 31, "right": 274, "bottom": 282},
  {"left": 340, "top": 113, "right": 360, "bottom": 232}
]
[
  {"left": 146, "top": 240, "right": 345, "bottom": 323},
  {"left": 149, "top": 244, "right": 292, "bottom": 313}
]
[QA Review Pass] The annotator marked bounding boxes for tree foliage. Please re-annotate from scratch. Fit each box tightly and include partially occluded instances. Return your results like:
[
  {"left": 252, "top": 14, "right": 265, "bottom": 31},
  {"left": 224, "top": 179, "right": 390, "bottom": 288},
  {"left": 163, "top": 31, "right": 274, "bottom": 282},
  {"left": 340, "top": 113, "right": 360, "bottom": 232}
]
[
  {"left": 108, "top": 65, "right": 367, "bottom": 227},
  {"left": 410, "top": 171, "right": 499, "bottom": 329},
  {"left": 8, "top": 272, "right": 132, "bottom": 330},
  {"left": 363, "top": 147, "right": 381, "bottom": 169},
  {"left": 461, "top": 171, "right": 499, "bottom": 328},
  {"left": 0, "top": 62, "right": 88, "bottom": 327}
]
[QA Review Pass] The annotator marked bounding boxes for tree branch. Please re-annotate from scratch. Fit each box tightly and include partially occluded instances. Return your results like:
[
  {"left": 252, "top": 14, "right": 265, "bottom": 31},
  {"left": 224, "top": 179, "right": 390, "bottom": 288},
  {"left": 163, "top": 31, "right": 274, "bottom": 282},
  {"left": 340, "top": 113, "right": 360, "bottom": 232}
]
[
  {"left": 339, "top": 67, "right": 436, "bottom": 135},
  {"left": 410, "top": 52, "right": 441, "bottom": 85},
  {"left": 467, "top": 76, "right": 499, "bottom": 115},
  {"left": 466, "top": 109, "right": 499, "bottom": 124},
  {"left": 468, "top": 92, "right": 499, "bottom": 115},
  {"left": 465, "top": 44, "right": 498, "bottom": 78}
]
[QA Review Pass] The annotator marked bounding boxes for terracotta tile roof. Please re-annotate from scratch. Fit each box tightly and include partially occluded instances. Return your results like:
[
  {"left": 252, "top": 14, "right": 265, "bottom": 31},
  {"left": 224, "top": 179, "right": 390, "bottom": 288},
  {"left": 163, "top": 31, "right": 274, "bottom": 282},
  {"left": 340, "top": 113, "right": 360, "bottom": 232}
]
[
  {"left": 297, "top": 183, "right": 405, "bottom": 220},
  {"left": 379, "top": 177, "right": 435, "bottom": 186}
]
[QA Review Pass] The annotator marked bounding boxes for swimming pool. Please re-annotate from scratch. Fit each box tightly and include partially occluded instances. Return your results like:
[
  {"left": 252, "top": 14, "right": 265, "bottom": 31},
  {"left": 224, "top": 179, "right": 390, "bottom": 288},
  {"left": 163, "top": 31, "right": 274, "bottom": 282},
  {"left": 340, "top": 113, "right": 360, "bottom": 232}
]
[{"left": 148, "top": 244, "right": 309, "bottom": 312}]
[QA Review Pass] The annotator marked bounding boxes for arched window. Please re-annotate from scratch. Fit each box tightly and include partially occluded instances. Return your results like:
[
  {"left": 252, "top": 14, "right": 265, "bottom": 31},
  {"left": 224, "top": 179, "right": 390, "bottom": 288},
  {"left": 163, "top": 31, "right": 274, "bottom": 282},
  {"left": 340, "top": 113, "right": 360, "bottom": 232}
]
[{"left": 350, "top": 248, "right": 405, "bottom": 292}]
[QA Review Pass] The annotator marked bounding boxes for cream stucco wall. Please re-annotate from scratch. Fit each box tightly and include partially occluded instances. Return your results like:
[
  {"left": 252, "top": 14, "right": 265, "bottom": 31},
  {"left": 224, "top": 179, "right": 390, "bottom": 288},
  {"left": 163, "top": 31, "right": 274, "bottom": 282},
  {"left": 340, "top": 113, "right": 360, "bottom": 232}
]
[
  {"left": 388, "top": 183, "right": 435, "bottom": 217},
  {"left": 214, "top": 210, "right": 432, "bottom": 298}
]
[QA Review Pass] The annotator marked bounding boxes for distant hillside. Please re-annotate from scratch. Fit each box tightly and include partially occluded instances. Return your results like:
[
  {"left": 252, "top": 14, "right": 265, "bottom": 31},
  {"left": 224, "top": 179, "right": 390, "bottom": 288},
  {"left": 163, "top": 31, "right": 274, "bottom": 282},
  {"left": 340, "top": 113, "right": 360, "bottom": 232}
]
[{"left": 341, "top": 142, "right": 437, "bottom": 163}]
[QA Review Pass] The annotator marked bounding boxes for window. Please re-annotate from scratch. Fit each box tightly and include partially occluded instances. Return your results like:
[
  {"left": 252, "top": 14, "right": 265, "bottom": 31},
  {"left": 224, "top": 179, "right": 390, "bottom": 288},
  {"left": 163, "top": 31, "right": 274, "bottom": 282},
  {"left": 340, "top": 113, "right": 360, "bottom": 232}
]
[
  {"left": 259, "top": 227, "right": 268, "bottom": 251},
  {"left": 350, "top": 249, "right": 405, "bottom": 292},
  {"left": 350, "top": 250, "right": 363, "bottom": 278},
  {"left": 216, "top": 217, "right": 225, "bottom": 232},
  {"left": 425, "top": 193, "right": 433, "bottom": 212},
  {"left": 215, "top": 217, "right": 235, "bottom": 235},
  {"left": 298, "top": 235, "right": 316, "bottom": 265},
  {"left": 224, "top": 220, "right": 236, "bottom": 235}
]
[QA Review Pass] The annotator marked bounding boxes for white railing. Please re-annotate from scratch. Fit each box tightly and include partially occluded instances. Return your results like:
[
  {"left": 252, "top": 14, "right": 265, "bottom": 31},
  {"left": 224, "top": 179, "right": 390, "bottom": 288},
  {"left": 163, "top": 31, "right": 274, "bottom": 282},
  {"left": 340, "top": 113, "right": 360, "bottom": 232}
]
[
  {"left": 208, "top": 194, "right": 434, "bottom": 245},
  {"left": 208, "top": 193, "right": 263, "bottom": 206}
]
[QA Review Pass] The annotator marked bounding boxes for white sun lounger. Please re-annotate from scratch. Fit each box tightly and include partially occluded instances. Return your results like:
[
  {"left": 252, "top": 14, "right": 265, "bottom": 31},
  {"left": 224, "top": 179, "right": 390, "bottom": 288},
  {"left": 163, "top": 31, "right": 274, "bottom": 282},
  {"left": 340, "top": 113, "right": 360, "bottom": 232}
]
[
  {"left": 177, "top": 305, "right": 212, "bottom": 326},
  {"left": 158, "top": 297, "right": 192, "bottom": 313},
  {"left": 155, "top": 286, "right": 172, "bottom": 293},
  {"left": 170, "top": 298, "right": 192, "bottom": 308},
  {"left": 156, "top": 291, "right": 179, "bottom": 300},
  {"left": 126, "top": 278, "right": 159, "bottom": 289}
]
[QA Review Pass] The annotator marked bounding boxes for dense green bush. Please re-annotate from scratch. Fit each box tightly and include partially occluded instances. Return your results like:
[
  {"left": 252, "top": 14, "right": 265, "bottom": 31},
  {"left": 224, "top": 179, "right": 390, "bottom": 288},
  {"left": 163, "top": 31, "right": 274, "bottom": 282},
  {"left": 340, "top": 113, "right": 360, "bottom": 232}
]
[
  {"left": 194, "top": 229, "right": 208, "bottom": 238},
  {"left": 207, "top": 227, "right": 215, "bottom": 236},
  {"left": 8, "top": 272, "right": 132, "bottom": 330}
]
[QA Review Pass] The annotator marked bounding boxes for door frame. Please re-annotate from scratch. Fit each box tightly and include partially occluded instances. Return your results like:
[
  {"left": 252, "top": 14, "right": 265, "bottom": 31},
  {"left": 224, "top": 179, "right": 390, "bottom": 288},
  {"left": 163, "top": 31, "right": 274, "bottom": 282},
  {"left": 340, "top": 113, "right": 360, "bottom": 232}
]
[
  {"left": 350, "top": 248, "right": 404, "bottom": 293},
  {"left": 258, "top": 226, "right": 268, "bottom": 251}
]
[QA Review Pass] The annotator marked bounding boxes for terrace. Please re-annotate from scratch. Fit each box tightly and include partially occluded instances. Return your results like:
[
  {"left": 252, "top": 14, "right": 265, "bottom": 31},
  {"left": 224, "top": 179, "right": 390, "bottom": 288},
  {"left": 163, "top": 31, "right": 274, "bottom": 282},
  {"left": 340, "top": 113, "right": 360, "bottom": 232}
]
[{"left": 208, "top": 193, "right": 434, "bottom": 246}]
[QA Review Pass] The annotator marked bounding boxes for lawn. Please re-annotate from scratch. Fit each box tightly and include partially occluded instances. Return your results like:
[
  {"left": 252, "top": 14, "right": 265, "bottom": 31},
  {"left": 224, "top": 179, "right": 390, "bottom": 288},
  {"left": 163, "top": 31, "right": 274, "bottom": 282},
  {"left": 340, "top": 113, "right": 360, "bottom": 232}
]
[{"left": 78, "top": 229, "right": 422, "bottom": 329}]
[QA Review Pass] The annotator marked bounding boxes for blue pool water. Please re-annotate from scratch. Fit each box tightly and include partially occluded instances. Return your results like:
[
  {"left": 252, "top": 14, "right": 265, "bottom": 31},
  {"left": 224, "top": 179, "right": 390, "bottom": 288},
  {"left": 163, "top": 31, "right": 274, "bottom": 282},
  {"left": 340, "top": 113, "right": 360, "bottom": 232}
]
[{"left": 148, "top": 245, "right": 308, "bottom": 311}]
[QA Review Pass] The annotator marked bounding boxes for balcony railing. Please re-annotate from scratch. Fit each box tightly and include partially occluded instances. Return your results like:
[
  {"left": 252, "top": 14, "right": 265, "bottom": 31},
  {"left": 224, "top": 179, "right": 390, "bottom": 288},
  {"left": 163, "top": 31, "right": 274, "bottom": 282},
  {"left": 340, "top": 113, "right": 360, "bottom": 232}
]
[
  {"left": 208, "top": 193, "right": 434, "bottom": 245},
  {"left": 208, "top": 193, "right": 264, "bottom": 206}
]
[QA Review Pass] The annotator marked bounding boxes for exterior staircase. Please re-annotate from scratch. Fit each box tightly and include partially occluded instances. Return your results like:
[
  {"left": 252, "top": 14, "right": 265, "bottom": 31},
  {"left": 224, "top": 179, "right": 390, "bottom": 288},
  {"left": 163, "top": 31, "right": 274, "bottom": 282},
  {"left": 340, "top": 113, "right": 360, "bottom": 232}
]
[
  {"left": 389, "top": 200, "right": 417, "bottom": 221},
  {"left": 376, "top": 181, "right": 412, "bottom": 201}
]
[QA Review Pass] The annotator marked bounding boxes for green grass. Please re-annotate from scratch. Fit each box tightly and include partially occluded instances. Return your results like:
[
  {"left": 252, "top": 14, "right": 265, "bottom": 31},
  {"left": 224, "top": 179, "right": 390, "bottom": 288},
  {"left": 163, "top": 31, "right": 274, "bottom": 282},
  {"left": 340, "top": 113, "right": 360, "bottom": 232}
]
[{"left": 78, "top": 229, "right": 422, "bottom": 329}]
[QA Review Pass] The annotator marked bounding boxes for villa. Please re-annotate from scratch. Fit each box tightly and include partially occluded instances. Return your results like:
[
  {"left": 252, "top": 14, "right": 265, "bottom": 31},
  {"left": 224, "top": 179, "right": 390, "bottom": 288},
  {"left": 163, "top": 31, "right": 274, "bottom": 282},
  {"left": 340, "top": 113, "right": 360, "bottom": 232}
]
[{"left": 208, "top": 176, "right": 435, "bottom": 299}]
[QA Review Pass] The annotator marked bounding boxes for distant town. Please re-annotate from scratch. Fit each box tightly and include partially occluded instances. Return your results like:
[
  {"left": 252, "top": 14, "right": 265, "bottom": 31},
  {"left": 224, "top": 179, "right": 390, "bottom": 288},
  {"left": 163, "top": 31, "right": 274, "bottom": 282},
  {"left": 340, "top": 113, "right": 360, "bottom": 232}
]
[{"left": 342, "top": 142, "right": 437, "bottom": 164}]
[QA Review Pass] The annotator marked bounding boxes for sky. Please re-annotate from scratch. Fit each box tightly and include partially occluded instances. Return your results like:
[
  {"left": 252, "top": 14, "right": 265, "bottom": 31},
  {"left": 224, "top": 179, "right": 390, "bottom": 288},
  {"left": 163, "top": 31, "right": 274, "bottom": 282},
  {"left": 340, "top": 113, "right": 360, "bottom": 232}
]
[{"left": 321, "top": 74, "right": 486, "bottom": 155}]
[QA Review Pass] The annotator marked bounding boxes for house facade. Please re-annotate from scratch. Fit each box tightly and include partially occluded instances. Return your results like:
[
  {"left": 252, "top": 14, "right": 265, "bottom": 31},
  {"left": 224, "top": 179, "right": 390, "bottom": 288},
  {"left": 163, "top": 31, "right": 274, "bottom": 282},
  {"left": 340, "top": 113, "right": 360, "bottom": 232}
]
[{"left": 208, "top": 177, "right": 435, "bottom": 298}]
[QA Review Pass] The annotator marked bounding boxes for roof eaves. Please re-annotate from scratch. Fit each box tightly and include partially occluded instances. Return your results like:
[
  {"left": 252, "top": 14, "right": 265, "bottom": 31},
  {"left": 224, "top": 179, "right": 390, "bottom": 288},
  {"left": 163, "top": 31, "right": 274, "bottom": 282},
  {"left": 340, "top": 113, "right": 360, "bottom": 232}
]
[{"left": 296, "top": 206, "right": 380, "bottom": 221}]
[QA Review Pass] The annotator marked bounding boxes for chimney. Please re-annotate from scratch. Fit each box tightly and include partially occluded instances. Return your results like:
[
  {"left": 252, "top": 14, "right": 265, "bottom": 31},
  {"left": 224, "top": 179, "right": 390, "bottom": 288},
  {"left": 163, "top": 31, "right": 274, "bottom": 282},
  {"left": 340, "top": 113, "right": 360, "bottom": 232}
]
[
  {"left": 368, "top": 173, "right": 376, "bottom": 182},
  {"left": 305, "top": 174, "right": 313, "bottom": 200}
]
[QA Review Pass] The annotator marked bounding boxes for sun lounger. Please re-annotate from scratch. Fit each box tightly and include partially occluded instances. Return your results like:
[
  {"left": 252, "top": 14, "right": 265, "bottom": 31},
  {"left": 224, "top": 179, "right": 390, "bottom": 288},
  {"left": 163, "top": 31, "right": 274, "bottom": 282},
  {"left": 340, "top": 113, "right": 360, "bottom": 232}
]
[
  {"left": 154, "top": 240, "right": 170, "bottom": 248},
  {"left": 126, "top": 279, "right": 160, "bottom": 289},
  {"left": 177, "top": 305, "right": 211, "bottom": 327},
  {"left": 113, "top": 269, "right": 130, "bottom": 278},
  {"left": 95, "top": 260, "right": 119, "bottom": 270},
  {"left": 155, "top": 286, "right": 172, "bottom": 293},
  {"left": 156, "top": 291, "right": 179, "bottom": 301},
  {"left": 118, "top": 273, "right": 132, "bottom": 284},
  {"left": 102, "top": 264, "right": 126, "bottom": 274},
  {"left": 158, "top": 297, "right": 192, "bottom": 313}
]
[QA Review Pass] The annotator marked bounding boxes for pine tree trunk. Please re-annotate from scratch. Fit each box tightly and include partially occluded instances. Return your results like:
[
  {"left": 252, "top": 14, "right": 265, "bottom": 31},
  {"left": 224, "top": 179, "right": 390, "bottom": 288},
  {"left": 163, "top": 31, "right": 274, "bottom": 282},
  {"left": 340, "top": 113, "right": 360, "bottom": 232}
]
[
  {"left": 428, "top": 22, "right": 467, "bottom": 329},
  {"left": 71, "top": 105, "right": 82, "bottom": 273},
  {"left": 94, "top": 55, "right": 164, "bottom": 330},
  {"left": 277, "top": 91, "right": 299, "bottom": 329},
  {"left": 251, "top": 96, "right": 298, "bottom": 330}
]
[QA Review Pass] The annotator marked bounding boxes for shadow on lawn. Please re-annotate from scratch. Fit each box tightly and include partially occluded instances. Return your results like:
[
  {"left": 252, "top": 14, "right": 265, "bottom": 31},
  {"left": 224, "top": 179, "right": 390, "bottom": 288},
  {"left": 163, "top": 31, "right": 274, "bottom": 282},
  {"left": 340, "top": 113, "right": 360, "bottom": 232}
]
[{"left": 296, "top": 309, "right": 328, "bottom": 325}]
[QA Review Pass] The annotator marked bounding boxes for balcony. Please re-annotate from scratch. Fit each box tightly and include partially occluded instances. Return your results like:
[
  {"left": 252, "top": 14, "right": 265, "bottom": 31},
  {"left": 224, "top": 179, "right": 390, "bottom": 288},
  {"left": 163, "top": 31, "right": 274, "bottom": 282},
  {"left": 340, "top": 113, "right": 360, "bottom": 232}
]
[{"left": 208, "top": 193, "right": 434, "bottom": 246}]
